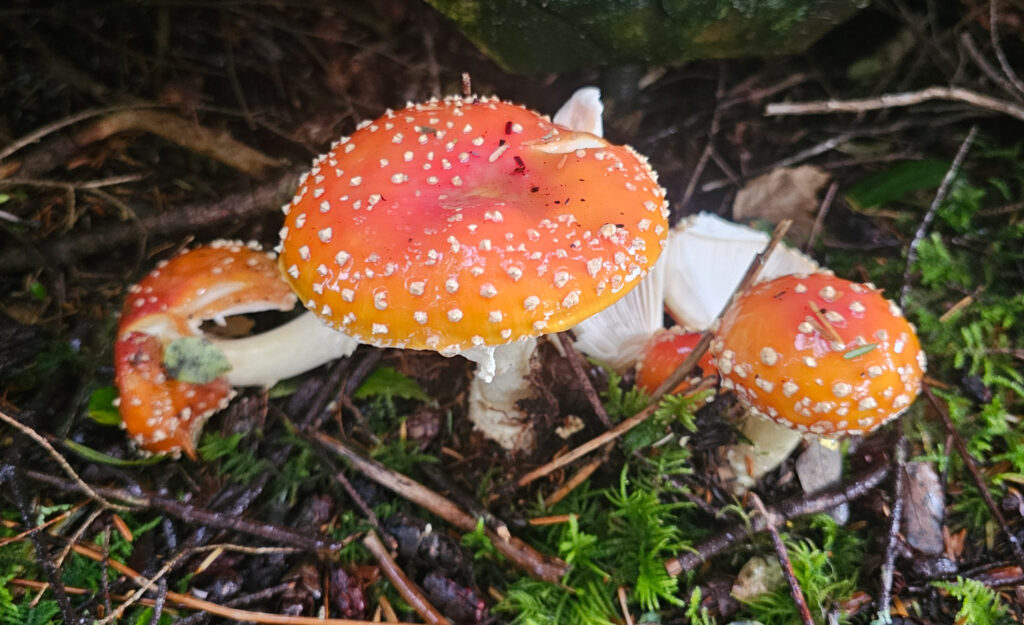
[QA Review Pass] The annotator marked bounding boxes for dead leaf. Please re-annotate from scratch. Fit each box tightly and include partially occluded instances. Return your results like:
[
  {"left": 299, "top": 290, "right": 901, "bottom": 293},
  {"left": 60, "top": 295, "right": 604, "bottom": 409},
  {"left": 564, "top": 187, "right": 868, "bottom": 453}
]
[{"left": 732, "top": 165, "right": 831, "bottom": 247}]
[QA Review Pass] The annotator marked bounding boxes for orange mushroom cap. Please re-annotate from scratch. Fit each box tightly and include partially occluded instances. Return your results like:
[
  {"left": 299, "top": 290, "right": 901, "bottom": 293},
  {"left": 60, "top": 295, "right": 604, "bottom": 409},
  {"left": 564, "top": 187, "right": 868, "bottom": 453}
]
[
  {"left": 711, "top": 273, "right": 926, "bottom": 436},
  {"left": 115, "top": 241, "right": 295, "bottom": 456},
  {"left": 635, "top": 327, "right": 716, "bottom": 394},
  {"left": 277, "top": 96, "right": 669, "bottom": 356}
]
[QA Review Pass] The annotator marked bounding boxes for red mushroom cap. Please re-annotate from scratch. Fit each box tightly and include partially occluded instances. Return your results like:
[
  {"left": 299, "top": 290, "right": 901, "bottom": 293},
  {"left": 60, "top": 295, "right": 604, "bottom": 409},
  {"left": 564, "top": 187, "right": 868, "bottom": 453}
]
[
  {"left": 278, "top": 96, "right": 668, "bottom": 355},
  {"left": 711, "top": 273, "right": 926, "bottom": 436},
  {"left": 635, "top": 326, "right": 716, "bottom": 394},
  {"left": 115, "top": 241, "right": 295, "bottom": 456}
]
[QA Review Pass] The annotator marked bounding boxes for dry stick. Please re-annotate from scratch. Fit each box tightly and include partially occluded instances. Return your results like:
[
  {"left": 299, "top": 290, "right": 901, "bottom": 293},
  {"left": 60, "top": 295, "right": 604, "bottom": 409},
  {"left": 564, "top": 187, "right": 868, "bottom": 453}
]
[
  {"left": 21, "top": 469, "right": 345, "bottom": 552},
  {"left": 79, "top": 110, "right": 281, "bottom": 179},
  {"left": 0, "top": 104, "right": 162, "bottom": 162},
  {"left": 665, "top": 459, "right": 889, "bottom": 576},
  {"left": 959, "top": 33, "right": 1020, "bottom": 100},
  {"left": 315, "top": 433, "right": 569, "bottom": 583},
  {"left": 362, "top": 530, "right": 452, "bottom": 625},
  {"left": 750, "top": 493, "right": 815, "bottom": 625},
  {"left": 557, "top": 332, "right": 613, "bottom": 429},
  {"left": 702, "top": 134, "right": 853, "bottom": 192},
  {"left": 69, "top": 542, "right": 422, "bottom": 625},
  {"left": 989, "top": 0, "right": 1024, "bottom": 99},
  {"left": 544, "top": 455, "right": 604, "bottom": 508},
  {"left": 516, "top": 221, "right": 793, "bottom": 491},
  {"left": 805, "top": 181, "right": 838, "bottom": 253},
  {"left": 420, "top": 463, "right": 511, "bottom": 541},
  {"left": 877, "top": 429, "right": 907, "bottom": 622},
  {"left": 0, "top": 409, "right": 129, "bottom": 511},
  {"left": 0, "top": 168, "right": 299, "bottom": 273},
  {"left": 680, "top": 64, "right": 726, "bottom": 210},
  {"left": 924, "top": 384, "right": 1024, "bottom": 570},
  {"left": 900, "top": 126, "right": 978, "bottom": 305},
  {"left": 765, "top": 86, "right": 1024, "bottom": 122}
]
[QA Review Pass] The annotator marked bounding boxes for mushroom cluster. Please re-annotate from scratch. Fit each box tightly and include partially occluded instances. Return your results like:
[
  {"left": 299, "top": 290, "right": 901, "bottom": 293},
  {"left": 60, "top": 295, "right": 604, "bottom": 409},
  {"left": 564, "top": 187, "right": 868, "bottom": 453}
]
[{"left": 114, "top": 90, "right": 670, "bottom": 455}]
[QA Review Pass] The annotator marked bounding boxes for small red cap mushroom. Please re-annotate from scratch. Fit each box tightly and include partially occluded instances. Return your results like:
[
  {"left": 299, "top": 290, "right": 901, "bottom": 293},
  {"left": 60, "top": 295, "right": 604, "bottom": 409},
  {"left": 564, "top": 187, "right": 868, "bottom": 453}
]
[
  {"left": 635, "top": 327, "right": 716, "bottom": 394},
  {"left": 277, "top": 96, "right": 668, "bottom": 356},
  {"left": 711, "top": 273, "right": 926, "bottom": 436},
  {"left": 115, "top": 241, "right": 295, "bottom": 456}
]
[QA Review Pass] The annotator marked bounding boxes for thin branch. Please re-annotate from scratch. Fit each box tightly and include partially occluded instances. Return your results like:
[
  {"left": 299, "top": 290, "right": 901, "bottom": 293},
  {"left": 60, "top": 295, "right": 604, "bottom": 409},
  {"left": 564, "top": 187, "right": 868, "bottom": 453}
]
[
  {"left": 0, "top": 105, "right": 162, "bottom": 162},
  {"left": 20, "top": 469, "right": 345, "bottom": 552},
  {"left": 0, "top": 409, "right": 130, "bottom": 511},
  {"left": 901, "top": 125, "right": 978, "bottom": 304},
  {"left": 750, "top": 493, "right": 815, "bottom": 625},
  {"left": 765, "top": 86, "right": 1024, "bottom": 122},
  {"left": 665, "top": 459, "right": 890, "bottom": 576},
  {"left": 877, "top": 429, "right": 907, "bottom": 622},
  {"left": 0, "top": 168, "right": 299, "bottom": 273},
  {"left": 989, "top": 0, "right": 1024, "bottom": 99},
  {"left": 924, "top": 384, "right": 1024, "bottom": 569},
  {"left": 70, "top": 542, "right": 422, "bottom": 625},
  {"left": 557, "top": 332, "right": 613, "bottom": 429},
  {"left": 315, "top": 433, "right": 569, "bottom": 583},
  {"left": 362, "top": 531, "right": 452, "bottom": 625}
]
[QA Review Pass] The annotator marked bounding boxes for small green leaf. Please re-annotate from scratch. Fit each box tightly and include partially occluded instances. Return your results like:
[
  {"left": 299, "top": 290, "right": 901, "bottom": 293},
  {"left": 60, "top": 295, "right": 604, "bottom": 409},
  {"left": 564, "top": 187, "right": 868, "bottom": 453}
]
[
  {"left": 354, "top": 366, "right": 431, "bottom": 403},
  {"left": 88, "top": 386, "right": 123, "bottom": 425},
  {"left": 846, "top": 159, "right": 951, "bottom": 210},
  {"left": 843, "top": 343, "right": 878, "bottom": 359},
  {"left": 63, "top": 439, "right": 166, "bottom": 465},
  {"left": 28, "top": 280, "right": 48, "bottom": 301},
  {"left": 163, "top": 337, "right": 231, "bottom": 384}
]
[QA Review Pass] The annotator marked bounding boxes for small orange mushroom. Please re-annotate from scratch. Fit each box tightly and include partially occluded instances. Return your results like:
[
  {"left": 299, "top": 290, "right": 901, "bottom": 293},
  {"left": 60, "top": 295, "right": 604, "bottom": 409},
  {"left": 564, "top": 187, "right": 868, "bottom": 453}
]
[
  {"left": 115, "top": 241, "right": 355, "bottom": 456},
  {"left": 711, "top": 273, "right": 926, "bottom": 437},
  {"left": 635, "top": 327, "right": 716, "bottom": 395}
]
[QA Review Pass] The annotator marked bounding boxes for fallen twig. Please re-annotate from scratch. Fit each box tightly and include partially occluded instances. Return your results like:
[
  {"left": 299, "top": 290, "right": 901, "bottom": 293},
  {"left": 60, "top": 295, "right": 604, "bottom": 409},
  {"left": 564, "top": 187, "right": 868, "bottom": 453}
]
[
  {"left": 20, "top": 469, "right": 345, "bottom": 552},
  {"left": 557, "top": 332, "right": 613, "bottom": 429},
  {"left": 0, "top": 409, "right": 129, "bottom": 511},
  {"left": 664, "top": 459, "right": 890, "bottom": 576},
  {"left": 362, "top": 530, "right": 452, "bottom": 625},
  {"left": 70, "top": 541, "right": 422, "bottom": 625},
  {"left": 877, "top": 429, "right": 907, "bottom": 622},
  {"left": 750, "top": 493, "right": 815, "bottom": 625},
  {"left": 900, "top": 126, "right": 978, "bottom": 305},
  {"left": 924, "top": 384, "right": 1024, "bottom": 570},
  {"left": 765, "top": 86, "right": 1024, "bottom": 122},
  {"left": 0, "top": 168, "right": 299, "bottom": 273},
  {"left": 315, "top": 433, "right": 569, "bottom": 583}
]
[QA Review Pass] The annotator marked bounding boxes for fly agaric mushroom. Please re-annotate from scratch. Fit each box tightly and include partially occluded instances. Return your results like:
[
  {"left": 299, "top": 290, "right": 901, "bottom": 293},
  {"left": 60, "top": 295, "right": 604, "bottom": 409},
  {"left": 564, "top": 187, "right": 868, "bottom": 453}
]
[
  {"left": 277, "top": 93, "right": 669, "bottom": 449},
  {"left": 711, "top": 272, "right": 926, "bottom": 489},
  {"left": 115, "top": 241, "right": 356, "bottom": 456},
  {"left": 635, "top": 326, "right": 716, "bottom": 395}
]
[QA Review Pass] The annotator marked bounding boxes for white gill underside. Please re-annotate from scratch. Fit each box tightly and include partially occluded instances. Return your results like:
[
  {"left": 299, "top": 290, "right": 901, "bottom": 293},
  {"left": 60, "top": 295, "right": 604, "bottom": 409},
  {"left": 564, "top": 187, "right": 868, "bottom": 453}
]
[
  {"left": 663, "top": 212, "right": 820, "bottom": 332},
  {"left": 572, "top": 249, "right": 667, "bottom": 372}
]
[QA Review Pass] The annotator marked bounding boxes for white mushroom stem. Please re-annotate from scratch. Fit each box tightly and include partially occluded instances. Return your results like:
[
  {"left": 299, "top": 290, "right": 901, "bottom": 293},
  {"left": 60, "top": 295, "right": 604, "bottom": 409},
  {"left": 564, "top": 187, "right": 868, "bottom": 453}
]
[
  {"left": 214, "top": 311, "right": 359, "bottom": 387},
  {"left": 664, "top": 213, "right": 839, "bottom": 494},
  {"left": 461, "top": 340, "right": 538, "bottom": 450},
  {"left": 462, "top": 87, "right": 608, "bottom": 451}
]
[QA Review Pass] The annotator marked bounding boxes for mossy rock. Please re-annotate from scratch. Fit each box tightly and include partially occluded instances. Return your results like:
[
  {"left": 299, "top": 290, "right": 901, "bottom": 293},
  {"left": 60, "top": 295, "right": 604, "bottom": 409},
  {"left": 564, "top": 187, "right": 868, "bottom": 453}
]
[{"left": 427, "top": 0, "right": 867, "bottom": 73}]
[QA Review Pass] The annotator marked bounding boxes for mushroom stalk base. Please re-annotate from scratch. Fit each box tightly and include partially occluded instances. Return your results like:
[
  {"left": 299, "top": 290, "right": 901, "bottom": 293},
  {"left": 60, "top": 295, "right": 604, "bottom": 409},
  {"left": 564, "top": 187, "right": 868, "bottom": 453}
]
[
  {"left": 463, "top": 339, "right": 538, "bottom": 451},
  {"left": 214, "top": 311, "right": 358, "bottom": 387},
  {"left": 722, "top": 414, "right": 803, "bottom": 494}
]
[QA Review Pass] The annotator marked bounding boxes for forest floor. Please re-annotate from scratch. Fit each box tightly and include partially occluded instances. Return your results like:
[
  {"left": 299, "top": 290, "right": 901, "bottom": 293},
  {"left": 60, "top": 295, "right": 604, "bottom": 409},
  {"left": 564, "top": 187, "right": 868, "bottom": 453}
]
[{"left": 2, "top": 1, "right": 1024, "bottom": 624}]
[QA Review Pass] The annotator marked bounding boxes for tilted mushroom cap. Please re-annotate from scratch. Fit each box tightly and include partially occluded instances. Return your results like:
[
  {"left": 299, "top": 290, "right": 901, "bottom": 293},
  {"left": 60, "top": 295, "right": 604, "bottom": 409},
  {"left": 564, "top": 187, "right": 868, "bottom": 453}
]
[
  {"left": 635, "top": 326, "right": 716, "bottom": 394},
  {"left": 115, "top": 241, "right": 295, "bottom": 456},
  {"left": 711, "top": 273, "right": 926, "bottom": 436},
  {"left": 277, "top": 95, "right": 669, "bottom": 356}
]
